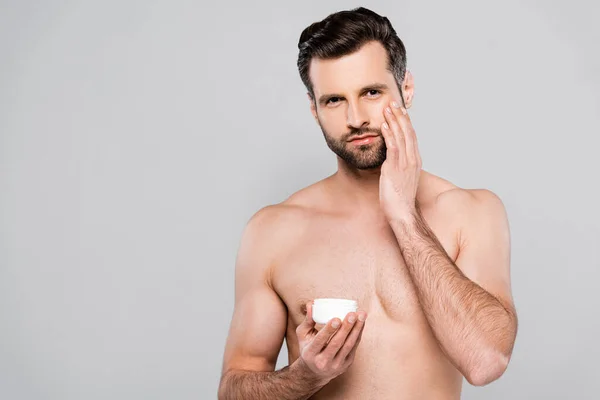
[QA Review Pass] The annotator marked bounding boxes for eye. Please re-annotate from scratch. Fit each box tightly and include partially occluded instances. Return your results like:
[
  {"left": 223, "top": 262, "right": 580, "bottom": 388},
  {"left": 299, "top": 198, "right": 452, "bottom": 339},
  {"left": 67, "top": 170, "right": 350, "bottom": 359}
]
[
  {"left": 366, "top": 89, "right": 381, "bottom": 97},
  {"left": 326, "top": 97, "right": 342, "bottom": 105}
]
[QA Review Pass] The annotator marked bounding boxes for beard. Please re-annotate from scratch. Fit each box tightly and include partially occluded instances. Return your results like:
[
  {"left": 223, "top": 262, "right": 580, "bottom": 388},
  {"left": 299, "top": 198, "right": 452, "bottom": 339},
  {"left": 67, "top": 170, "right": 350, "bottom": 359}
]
[{"left": 318, "top": 121, "right": 387, "bottom": 170}]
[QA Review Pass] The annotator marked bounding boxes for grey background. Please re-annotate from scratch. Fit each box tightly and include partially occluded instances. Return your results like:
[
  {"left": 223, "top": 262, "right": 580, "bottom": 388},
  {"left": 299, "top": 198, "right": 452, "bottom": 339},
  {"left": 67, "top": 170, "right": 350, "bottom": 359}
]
[{"left": 1, "top": 0, "right": 599, "bottom": 399}]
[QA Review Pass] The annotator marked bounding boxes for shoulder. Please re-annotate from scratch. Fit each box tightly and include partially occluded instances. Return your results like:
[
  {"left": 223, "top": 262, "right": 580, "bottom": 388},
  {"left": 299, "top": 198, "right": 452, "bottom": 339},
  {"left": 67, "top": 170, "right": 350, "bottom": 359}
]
[
  {"left": 415, "top": 170, "right": 507, "bottom": 224},
  {"left": 237, "top": 186, "right": 325, "bottom": 273},
  {"left": 241, "top": 202, "right": 309, "bottom": 254},
  {"left": 435, "top": 187, "right": 507, "bottom": 218},
  {"left": 245, "top": 180, "right": 327, "bottom": 236},
  {"left": 234, "top": 203, "right": 307, "bottom": 289},
  {"left": 434, "top": 187, "right": 509, "bottom": 247}
]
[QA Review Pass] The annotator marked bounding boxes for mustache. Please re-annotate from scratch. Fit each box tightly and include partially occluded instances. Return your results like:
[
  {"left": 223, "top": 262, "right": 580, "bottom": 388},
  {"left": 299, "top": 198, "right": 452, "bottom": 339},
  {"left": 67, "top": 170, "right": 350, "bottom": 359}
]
[{"left": 345, "top": 127, "right": 383, "bottom": 140}]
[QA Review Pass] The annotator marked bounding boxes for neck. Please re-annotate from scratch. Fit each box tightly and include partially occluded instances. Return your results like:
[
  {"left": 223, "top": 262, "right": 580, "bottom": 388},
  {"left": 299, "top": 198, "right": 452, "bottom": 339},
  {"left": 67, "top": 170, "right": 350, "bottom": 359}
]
[{"left": 329, "top": 159, "right": 383, "bottom": 216}]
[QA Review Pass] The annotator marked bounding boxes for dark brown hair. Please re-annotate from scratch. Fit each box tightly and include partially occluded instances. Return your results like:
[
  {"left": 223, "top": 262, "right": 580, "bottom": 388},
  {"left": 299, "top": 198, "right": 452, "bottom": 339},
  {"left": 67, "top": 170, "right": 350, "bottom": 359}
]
[{"left": 297, "top": 7, "right": 407, "bottom": 103}]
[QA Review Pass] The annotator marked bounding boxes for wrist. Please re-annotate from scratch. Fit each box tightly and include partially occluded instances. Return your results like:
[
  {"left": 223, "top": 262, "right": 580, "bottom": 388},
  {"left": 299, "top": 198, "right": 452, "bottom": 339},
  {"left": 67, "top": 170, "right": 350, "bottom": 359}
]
[
  {"left": 390, "top": 212, "right": 419, "bottom": 232},
  {"left": 291, "top": 357, "right": 330, "bottom": 388},
  {"left": 386, "top": 201, "right": 422, "bottom": 227}
]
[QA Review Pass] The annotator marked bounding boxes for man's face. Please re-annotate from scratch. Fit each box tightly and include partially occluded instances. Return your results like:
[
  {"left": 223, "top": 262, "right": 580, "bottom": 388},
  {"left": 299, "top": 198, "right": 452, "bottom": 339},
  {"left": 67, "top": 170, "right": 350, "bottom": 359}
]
[{"left": 308, "top": 41, "right": 405, "bottom": 170}]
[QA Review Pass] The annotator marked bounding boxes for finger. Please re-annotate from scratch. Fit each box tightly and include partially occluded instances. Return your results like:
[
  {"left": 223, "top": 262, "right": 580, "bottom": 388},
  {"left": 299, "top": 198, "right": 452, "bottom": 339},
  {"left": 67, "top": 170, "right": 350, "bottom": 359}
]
[
  {"left": 305, "top": 317, "right": 342, "bottom": 357},
  {"left": 411, "top": 119, "right": 422, "bottom": 168},
  {"left": 320, "top": 312, "right": 358, "bottom": 359},
  {"left": 334, "top": 310, "right": 367, "bottom": 360},
  {"left": 414, "top": 135, "right": 422, "bottom": 168},
  {"left": 391, "top": 102, "right": 419, "bottom": 165},
  {"left": 384, "top": 105, "right": 406, "bottom": 161},
  {"left": 381, "top": 121, "right": 398, "bottom": 162},
  {"left": 343, "top": 318, "right": 365, "bottom": 362},
  {"left": 296, "top": 301, "right": 315, "bottom": 337}
]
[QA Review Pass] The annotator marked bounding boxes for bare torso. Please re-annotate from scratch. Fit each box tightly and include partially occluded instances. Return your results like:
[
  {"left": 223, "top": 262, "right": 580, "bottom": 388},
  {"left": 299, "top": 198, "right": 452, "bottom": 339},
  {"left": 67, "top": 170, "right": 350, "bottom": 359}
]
[{"left": 269, "top": 170, "right": 465, "bottom": 399}]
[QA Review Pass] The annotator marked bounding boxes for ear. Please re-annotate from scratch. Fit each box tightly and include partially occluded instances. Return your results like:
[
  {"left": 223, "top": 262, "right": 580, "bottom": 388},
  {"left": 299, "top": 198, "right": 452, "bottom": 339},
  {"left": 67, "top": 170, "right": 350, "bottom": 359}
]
[
  {"left": 307, "top": 92, "right": 319, "bottom": 123},
  {"left": 401, "top": 69, "right": 415, "bottom": 109}
]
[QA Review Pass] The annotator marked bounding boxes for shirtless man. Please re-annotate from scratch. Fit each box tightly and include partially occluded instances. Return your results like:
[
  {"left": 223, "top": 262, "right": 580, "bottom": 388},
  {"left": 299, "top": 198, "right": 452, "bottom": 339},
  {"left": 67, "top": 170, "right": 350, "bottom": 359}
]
[{"left": 218, "top": 7, "right": 518, "bottom": 399}]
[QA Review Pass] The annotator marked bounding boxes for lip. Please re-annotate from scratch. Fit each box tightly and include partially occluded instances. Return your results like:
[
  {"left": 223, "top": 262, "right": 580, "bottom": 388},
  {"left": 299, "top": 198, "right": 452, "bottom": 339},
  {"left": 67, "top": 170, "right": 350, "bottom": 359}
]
[
  {"left": 348, "top": 134, "right": 378, "bottom": 142},
  {"left": 348, "top": 134, "right": 379, "bottom": 145}
]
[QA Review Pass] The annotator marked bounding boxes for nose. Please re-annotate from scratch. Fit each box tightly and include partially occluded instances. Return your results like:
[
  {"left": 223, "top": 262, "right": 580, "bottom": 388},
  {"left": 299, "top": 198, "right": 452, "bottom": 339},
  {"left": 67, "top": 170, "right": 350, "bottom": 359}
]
[{"left": 346, "top": 100, "right": 369, "bottom": 130}]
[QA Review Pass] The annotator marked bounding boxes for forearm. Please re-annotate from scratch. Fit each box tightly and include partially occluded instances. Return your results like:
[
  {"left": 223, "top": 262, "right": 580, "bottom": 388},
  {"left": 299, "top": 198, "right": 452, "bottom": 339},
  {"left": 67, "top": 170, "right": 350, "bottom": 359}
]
[
  {"left": 218, "top": 360, "right": 326, "bottom": 400},
  {"left": 390, "top": 210, "right": 517, "bottom": 383}
]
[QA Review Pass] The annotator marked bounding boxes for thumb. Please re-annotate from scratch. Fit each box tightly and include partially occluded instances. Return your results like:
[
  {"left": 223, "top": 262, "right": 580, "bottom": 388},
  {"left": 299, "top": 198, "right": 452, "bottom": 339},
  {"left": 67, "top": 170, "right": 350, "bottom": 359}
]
[{"left": 297, "top": 301, "right": 315, "bottom": 336}]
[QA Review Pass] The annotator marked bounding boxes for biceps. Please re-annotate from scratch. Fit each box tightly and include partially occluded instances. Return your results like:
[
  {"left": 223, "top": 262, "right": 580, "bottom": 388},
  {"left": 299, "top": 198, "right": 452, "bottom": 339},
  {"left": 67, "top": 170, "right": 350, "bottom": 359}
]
[
  {"left": 458, "top": 236, "right": 512, "bottom": 307},
  {"left": 221, "top": 285, "right": 288, "bottom": 373},
  {"left": 455, "top": 196, "right": 513, "bottom": 307}
]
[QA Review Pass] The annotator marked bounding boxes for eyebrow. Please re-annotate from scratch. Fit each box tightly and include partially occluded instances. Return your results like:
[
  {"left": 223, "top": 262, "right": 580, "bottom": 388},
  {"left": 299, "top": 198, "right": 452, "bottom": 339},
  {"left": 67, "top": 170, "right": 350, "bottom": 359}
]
[{"left": 317, "top": 83, "right": 390, "bottom": 106}]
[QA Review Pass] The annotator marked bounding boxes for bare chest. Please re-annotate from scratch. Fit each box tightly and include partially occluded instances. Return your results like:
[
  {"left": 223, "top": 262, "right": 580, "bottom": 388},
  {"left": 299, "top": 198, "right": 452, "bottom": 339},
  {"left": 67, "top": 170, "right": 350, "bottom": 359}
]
[
  {"left": 271, "top": 209, "right": 464, "bottom": 398},
  {"left": 272, "top": 212, "right": 460, "bottom": 328}
]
